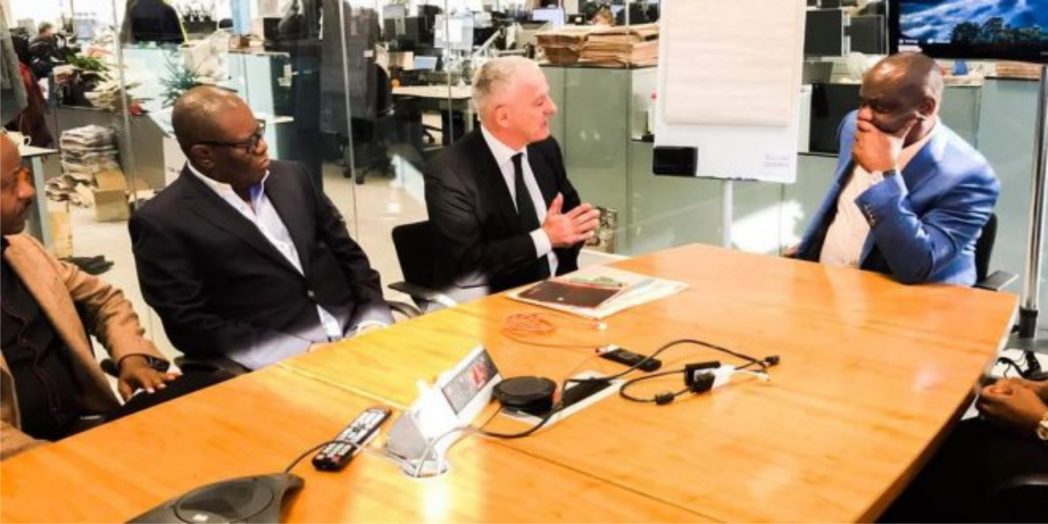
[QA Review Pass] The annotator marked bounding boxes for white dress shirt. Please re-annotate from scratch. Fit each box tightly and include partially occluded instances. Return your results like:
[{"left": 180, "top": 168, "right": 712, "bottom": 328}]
[
  {"left": 479, "top": 125, "right": 558, "bottom": 276},
  {"left": 819, "top": 119, "right": 939, "bottom": 267},
  {"left": 186, "top": 164, "right": 346, "bottom": 363}
]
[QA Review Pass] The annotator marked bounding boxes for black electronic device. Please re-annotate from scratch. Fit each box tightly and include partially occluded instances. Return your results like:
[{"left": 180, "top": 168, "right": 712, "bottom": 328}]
[
  {"left": 567, "top": 14, "right": 586, "bottom": 25},
  {"left": 808, "top": 82, "right": 860, "bottom": 154},
  {"left": 128, "top": 473, "right": 303, "bottom": 523},
  {"left": 559, "top": 378, "right": 612, "bottom": 410},
  {"left": 805, "top": 8, "right": 846, "bottom": 57},
  {"left": 507, "top": 377, "right": 612, "bottom": 417},
  {"left": 262, "top": 17, "right": 281, "bottom": 41},
  {"left": 652, "top": 146, "right": 697, "bottom": 177},
  {"left": 848, "top": 14, "right": 885, "bottom": 55},
  {"left": 598, "top": 346, "right": 662, "bottom": 372},
  {"left": 889, "top": 0, "right": 1048, "bottom": 63},
  {"left": 312, "top": 406, "right": 391, "bottom": 471},
  {"left": 493, "top": 376, "right": 556, "bottom": 415}
]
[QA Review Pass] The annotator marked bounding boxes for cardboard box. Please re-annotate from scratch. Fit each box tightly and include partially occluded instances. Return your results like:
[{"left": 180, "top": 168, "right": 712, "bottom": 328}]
[
  {"left": 93, "top": 169, "right": 130, "bottom": 222},
  {"left": 48, "top": 201, "right": 73, "bottom": 258}
]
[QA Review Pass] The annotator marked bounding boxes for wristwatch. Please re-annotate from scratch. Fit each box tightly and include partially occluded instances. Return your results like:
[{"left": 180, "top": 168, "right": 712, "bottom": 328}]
[
  {"left": 119, "top": 354, "right": 170, "bottom": 372},
  {"left": 1038, "top": 410, "right": 1048, "bottom": 442}
]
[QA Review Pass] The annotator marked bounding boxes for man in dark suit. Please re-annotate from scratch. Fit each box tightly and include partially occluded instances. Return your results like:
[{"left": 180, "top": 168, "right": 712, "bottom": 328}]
[
  {"left": 424, "top": 57, "right": 600, "bottom": 299},
  {"left": 130, "top": 86, "right": 392, "bottom": 371}
]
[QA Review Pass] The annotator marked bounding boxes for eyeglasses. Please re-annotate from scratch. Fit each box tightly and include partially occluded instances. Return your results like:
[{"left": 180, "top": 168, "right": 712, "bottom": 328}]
[{"left": 196, "top": 120, "right": 266, "bottom": 154}]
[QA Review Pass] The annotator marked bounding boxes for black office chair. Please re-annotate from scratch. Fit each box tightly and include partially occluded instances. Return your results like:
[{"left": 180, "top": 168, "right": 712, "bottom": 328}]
[
  {"left": 387, "top": 221, "right": 459, "bottom": 315},
  {"left": 981, "top": 473, "right": 1048, "bottom": 522},
  {"left": 974, "top": 213, "right": 1018, "bottom": 291}
]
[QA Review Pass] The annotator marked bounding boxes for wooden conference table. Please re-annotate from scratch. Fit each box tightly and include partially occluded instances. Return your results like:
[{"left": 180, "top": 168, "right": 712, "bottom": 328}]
[{"left": 0, "top": 245, "right": 1017, "bottom": 522}]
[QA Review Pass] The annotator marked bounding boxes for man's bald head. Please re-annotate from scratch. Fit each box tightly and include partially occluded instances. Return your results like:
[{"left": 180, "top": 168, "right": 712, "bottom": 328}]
[
  {"left": 1, "top": 133, "right": 35, "bottom": 235},
  {"left": 858, "top": 52, "right": 943, "bottom": 141},
  {"left": 171, "top": 86, "right": 248, "bottom": 155},
  {"left": 864, "top": 52, "right": 944, "bottom": 107},
  {"left": 170, "top": 85, "right": 270, "bottom": 190}
]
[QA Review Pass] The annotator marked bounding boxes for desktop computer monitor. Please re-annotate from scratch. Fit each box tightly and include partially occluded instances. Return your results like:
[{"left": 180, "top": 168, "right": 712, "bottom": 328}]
[
  {"left": 805, "top": 9, "right": 847, "bottom": 57},
  {"left": 434, "top": 14, "right": 474, "bottom": 51},
  {"left": 532, "top": 7, "right": 566, "bottom": 28},
  {"left": 849, "top": 14, "right": 885, "bottom": 55},
  {"left": 413, "top": 55, "right": 438, "bottom": 71}
]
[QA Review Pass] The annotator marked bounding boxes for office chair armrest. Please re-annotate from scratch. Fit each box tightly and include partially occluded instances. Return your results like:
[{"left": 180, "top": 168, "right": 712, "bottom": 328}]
[
  {"left": 388, "top": 281, "right": 458, "bottom": 308},
  {"left": 975, "top": 270, "right": 1018, "bottom": 292},
  {"left": 386, "top": 300, "right": 421, "bottom": 319}
]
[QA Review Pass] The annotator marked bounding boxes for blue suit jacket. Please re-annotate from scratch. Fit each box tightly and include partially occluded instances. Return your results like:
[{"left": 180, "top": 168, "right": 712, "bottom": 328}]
[{"left": 797, "top": 111, "right": 999, "bottom": 286}]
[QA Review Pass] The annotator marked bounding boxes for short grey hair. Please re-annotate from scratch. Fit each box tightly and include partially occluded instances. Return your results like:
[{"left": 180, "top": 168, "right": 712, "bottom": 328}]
[{"left": 472, "top": 56, "right": 540, "bottom": 115}]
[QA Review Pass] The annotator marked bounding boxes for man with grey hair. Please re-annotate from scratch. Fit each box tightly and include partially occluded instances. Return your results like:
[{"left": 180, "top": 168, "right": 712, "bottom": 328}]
[{"left": 424, "top": 57, "right": 600, "bottom": 298}]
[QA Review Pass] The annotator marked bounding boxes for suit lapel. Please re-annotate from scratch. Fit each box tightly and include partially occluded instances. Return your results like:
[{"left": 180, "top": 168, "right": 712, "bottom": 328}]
[
  {"left": 3, "top": 242, "right": 90, "bottom": 356},
  {"left": 471, "top": 132, "right": 520, "bottom": 229},
  {"left": 2, "top": 238, "right": 116, "bottom": 406},
  {"left": 858, "top": 127, "right": 946, "bottom": 264},
  {"left": 179, "top": 169, "right": 302, "bottom": 275},
  {"left": 263, "top": 166, "right": 312, "bottom": 274},
  {"left": 900, "top": 127, "right": 946, "bottom": 195}
]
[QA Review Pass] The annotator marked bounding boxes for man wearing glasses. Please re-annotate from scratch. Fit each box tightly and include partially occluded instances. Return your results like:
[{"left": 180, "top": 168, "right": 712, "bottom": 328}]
[{"left": 130, "top": 86, "right": 392, "bottom": 372}]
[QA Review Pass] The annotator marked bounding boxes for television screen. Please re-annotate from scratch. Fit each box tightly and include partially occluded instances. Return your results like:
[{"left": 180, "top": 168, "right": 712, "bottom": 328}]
[{"left": 890, "top": 0, "right": 1048, "bottom": 62}]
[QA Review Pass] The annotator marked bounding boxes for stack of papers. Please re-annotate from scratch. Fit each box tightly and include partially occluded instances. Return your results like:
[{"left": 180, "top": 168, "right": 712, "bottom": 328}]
[
  {"left": 508, "top": 265, "right": 687, "bottom": 319},
  {"left": 536, "top": 23, "right": 659, "bottom": 67},
  {"left": 580, "top": 24, "right": 659, "bottom": 67},
  {"left": 49, "top": 126, "right": 123, "bottom": 207},
  {"left": 536, "top": 26, "right": 591, "bottom": 65}
]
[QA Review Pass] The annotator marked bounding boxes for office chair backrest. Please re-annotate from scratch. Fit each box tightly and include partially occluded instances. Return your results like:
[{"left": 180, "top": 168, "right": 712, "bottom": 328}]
[
  {"left": 392, "top": 221, "right": 440, "bottom": 289},
  {"left": 975, "top": 212, "right": 997, "bottom": 284}
]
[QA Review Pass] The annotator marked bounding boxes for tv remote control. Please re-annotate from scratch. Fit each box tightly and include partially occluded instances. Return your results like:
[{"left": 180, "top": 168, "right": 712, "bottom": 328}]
[{"left": 312, "top": 406, "right": 391, "bottom": 471}]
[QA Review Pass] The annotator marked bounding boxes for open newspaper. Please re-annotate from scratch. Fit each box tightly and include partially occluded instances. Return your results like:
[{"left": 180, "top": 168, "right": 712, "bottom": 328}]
[{"left": 507, "top": 265, "right": 687, "bottom": 319}]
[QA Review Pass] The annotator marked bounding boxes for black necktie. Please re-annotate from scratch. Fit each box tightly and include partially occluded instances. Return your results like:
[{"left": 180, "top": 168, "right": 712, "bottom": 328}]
[
  {"left": 512, "top": 153, "right": 541, "bottom": 232},
  {"left": 512, "top": 153, "right": 550, "bottom": 278}
]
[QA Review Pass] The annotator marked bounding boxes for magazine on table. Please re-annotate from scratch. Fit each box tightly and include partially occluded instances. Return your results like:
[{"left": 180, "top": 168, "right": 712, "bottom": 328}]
[{"left": 508, "top": 266, "right": 687, "bottom": 319}]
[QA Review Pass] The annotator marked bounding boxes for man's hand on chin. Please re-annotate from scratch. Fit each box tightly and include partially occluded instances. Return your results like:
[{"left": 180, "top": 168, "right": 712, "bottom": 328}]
[{"left": 852, "top": 118, "right": 915, "bottom": 173}]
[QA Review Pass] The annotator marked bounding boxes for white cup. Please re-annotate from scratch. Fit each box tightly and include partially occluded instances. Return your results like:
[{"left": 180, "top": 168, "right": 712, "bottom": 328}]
[{"left": 5, "top": 131, "right": 31, "bottom": 151}]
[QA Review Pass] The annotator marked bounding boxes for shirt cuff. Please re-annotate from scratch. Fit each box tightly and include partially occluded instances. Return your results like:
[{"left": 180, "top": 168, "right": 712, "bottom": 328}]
[
  {"left": 530, "top": 228, "right": 553, "bottom": 258},
  {"left": 354, "top": 320, "right": 389, "bottom": 336}
]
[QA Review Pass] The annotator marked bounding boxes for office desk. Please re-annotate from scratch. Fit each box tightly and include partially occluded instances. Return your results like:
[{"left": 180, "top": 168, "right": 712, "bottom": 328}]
[
  {"left": 393, "top": 85, "right": 475, "bottom": 134},
  {"left": 0, "top": 366, "right": 703, "bottom": 522},
  {"left": 282, "top": 244, "right": 1018, "bottom": 522}
]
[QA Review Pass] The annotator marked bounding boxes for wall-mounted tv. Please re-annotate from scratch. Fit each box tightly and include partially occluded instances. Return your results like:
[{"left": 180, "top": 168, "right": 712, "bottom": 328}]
[{"left": 889, "top": 0, "right": 1048, "bottom": 63}]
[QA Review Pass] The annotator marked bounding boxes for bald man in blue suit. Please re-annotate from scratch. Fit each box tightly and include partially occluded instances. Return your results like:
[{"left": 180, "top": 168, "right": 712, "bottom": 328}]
[{"left": 795, "top": 53, "right": 998, "bottom": 286}]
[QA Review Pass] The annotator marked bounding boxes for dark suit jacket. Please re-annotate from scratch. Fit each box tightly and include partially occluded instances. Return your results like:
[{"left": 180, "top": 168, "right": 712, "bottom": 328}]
[
  {"left": 129, "top": 160, "right": 392, "bottom": 367},
  {"left": 424, "top": 130, "right": 583, "bottom": 296}
]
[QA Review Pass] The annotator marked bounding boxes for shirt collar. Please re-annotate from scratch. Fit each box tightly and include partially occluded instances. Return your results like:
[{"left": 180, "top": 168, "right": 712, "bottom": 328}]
[
  {"left": 186, "top": 162, "right": 269, "bottom": 204},
  {"left": 480, "top": 125, "right": 526, "bottom": 168}
]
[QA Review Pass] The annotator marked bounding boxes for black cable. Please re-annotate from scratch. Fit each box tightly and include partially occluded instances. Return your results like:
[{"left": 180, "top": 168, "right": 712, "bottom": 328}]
[
  {"left": 618, "top": 367, "right": 692, "bottom": 404},
  {"left": 475, "top": 397, "right": 561, "bottom": 439},
  {"left": 997, "top": 356, "right": 1026, "bottom": 378},
  {"left": 480, "top": 338, "right": 776, "bottom": 435},
  {"left": 615, "top": 339, "right": 776, "bottom": 405}
]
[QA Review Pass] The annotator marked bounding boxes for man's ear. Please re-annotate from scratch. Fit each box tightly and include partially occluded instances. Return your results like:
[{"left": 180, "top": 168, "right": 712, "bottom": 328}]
[
  {"left": 493, "top": 105, "right": 511, "bottom": 129},
  {"left": 916, "top": 96, "right": 938, "bottom": 121},
  {"left": 189, "top": 144, "right": 214, "bottom": 170}
]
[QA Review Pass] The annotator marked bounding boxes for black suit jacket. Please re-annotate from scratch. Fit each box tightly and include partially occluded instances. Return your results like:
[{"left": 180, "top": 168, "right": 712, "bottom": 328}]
[
  {"left": 129, "top": 161, "right": 391, "bottom": 367},
  {"left": 424, "top": 130, "right": 583, "bottom": 295}
]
